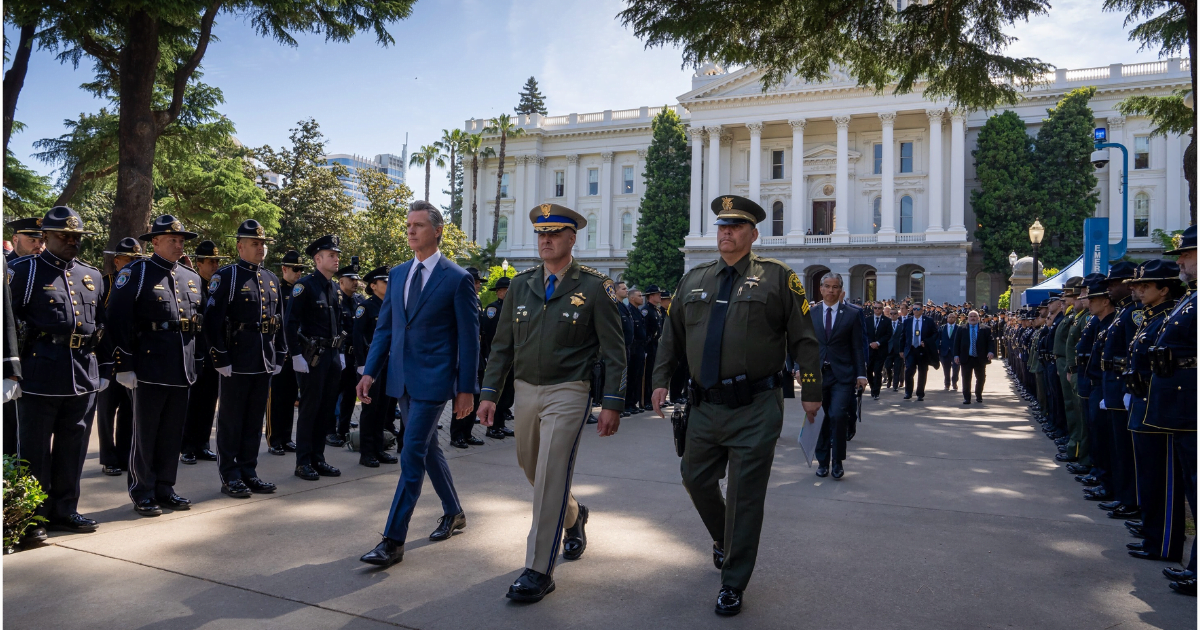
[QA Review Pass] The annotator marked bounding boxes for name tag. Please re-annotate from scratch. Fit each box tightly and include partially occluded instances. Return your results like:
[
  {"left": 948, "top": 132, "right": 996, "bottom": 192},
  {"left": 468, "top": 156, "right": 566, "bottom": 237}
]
[{"left": 154, "top": 284, "right": 166, "bottom": 290}]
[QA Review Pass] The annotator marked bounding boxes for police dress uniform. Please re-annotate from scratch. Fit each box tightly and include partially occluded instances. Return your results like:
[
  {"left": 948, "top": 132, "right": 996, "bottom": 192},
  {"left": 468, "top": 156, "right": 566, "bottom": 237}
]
[
  {"left": 353, "top": 266, "right": 398, "bottom": 466},
  {"left": 94, "top": 237, "right": 146, "bottom": 474},
  {"left": 479, "top": 276, "right": 515, "bottom": 436},
  {"left": 1098, "top": 262, "right": 1141, "bottom": 515},
  {"left": 108, "top": 215, "right": 205, "bottom": 514},
  {"left": 334, "top": 258, "right": 362, "bottom": 441},
  {"left": 267, "top": 249, "right": 305, "bottom": 453},
  {"left": 1077, "top": 275, "right": 1112, "bottom": 492},
  {"left": 3, "top": 216, "right": 43, "bottom": 455},
  {"left": 180, "top": 240, "right": 228, "bottom": 463},
  {"left": 639, "top": 286, "right": 663, "bottom": 409},
  {"left": 625, "top": 294, "right": 648, "bottom": 412},
  {"left": 479, "top": 204, "right": 627, "bottom": 600},
  {"left": 283, "top": 235, "right": 345, "bottom": 479},
  {"left": 652, "top": 196, "right": 822, "bottom": 612},
  {"left": 8, "top": 207, "right": 106, "bottom": 531},
  {"left": 204, "top": 220, "right": 287, "bottom": 497}
]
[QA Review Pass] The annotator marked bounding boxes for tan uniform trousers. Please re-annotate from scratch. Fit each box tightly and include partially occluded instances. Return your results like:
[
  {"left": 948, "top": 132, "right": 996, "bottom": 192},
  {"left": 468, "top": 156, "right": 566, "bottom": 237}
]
[{"left": 513, "top": 378, "right": 591, "bottom": 575}]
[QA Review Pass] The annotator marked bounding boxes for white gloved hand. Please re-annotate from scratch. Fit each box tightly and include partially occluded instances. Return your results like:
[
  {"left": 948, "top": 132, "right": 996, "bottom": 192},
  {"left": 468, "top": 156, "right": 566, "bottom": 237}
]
[
  {"left": 2, "top": 378, "right": 20, "bottom": 402},
  {"left": 271, "top": 364, "right": 282, "bottom": 375},
  {"left": 216, "top": 365, "right": 233, "bottom": 378},
  {"left": 356, "top": 366, "right": 364, "bottom": 376},
  {"left": 98, "top": 378, "right": 110, "bottom": 392},
  {"left": 1099, "top": 399, "right": 1107, "bottom": 410},
  {"left": 1123, "top": 393, "right": 1132, "bottom": 408},
  {"left": 338, "top": 353, "right": 346, "bottom": 370},
  {"left": 292, "top": 355, "right": 309, "bottom": 374},
  {"left": 116, "top": 371, "right": 138, "bottom": 389}
]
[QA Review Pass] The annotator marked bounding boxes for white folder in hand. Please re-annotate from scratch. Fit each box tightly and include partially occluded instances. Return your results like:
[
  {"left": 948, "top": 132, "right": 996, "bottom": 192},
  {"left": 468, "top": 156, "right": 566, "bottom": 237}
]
[{"left": 797, "top": 407, "right": 825, "bottom": 467}]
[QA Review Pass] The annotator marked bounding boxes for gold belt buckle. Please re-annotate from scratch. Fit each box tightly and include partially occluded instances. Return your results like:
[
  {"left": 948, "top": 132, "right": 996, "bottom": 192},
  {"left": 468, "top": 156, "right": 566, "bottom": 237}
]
[
  {"left": 69, "top": 334, "right": 84, "bottom": 349},
  {"left": 181, "top": 319, "right": 191, "bottom": 332}
]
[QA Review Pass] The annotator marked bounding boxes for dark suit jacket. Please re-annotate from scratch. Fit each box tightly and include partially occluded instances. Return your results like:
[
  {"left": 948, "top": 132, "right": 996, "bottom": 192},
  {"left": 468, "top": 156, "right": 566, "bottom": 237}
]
[
  {"left": 937, "top": 324, "right": 960, "bottom": 359},
  {"left": 867, "top": 313, "right": 893, "bottom": 356},
  {"left": 902, "top": 315, "right": 939, "bottom": 367},
  {"left": 953, "top": 324, "right": 994, "bottom": 363},
  {"left": 810, "top": 301, "right": 866, "bottom": 385},
  {"left": 888, "top": 317, "right": 906, "bottom": 354}
]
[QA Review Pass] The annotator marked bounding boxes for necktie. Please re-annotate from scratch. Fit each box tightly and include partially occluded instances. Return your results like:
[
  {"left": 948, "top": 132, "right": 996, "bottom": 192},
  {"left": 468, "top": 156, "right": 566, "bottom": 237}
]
[
  {"left": 825, "top": 305, "right": 833, "bottom": 339},
  {"left": 700, "top": 266, "right": 736, "bottom": 389},
  {"left": 914, "top": 320, "right": 920, "bottom": 344},
  {"left": 407, "top": 262, "right": 424, "bottom": 313},
  {"left": 545, "top": 273, "right": 557, "bottom": 303},
  {"left": 970, "top": 325, "right": 977, "bottom": 356}
]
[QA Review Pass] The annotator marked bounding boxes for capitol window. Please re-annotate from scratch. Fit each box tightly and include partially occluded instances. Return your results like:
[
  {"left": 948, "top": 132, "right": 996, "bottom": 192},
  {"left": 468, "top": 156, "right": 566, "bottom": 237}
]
[
  {"left": 500, "top": 173, "right": 510, "bottom": 198},
  {"left": 621, "top": 212, "right": 633, "bottom": 248},
  {"left": 900, "top": 142, "right": 913, "bottom": 173},
  {"left": 771, "top": 150, "right": 785, "bottom": 179},
  {"left": 623, "top": 166, "right": 634, "bottom": 193},
  {"left": 497, "top": 216, "right": 509, "bottom": 248},
  {"left": 872, "top": 197, "right": 882, "bottom": 233},
  {"left": 586, "top": 213, "right": 597, "bottom": 249},
  {"left": 555, "top": 171, "right": 565, "bottom": 197},
  {"left": 873, "top": 144, "right": 882, "bottom": 174},
  {"left": 1134, "top": 136, "right": 1150, "bottom": 169},
  {"left": 772, "top": 201, "right": 784, "bottom": 236},
  {"left": 1134, "top": 193, "right": 1150, "bottom": 237},
  {"left": 588, "top": 168, "right": 599, "bottom": 195},
  {"left": 900, "top": 195, "right": 913, "bottom": 233}
]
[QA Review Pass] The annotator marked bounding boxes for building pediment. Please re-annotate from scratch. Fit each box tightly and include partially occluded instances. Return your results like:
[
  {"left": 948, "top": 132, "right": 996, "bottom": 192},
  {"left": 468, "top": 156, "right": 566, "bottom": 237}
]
[{"left": 679, "top": 65, "right": 863, "bottom": 104}]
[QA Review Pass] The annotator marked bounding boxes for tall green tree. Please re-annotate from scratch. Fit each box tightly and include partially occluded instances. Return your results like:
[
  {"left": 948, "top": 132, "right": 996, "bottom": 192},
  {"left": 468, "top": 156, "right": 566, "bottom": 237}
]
[
  {"left": 461, "top": 132, "right": 494, "bottom": 242},
  {"left": 252, "top": 118, "right": 354, "bottom": 265},
  {"left": 1033, "top": 86, "right": 1099, "bottom": 269},
  {"left": 620, "top": 0, "right": 1053, "bottom": 110},
  {"left": 514, "top": 76, "right": 548, "bottom": 116},
  {"left": 625, "top": 107, "right": 690, "bottom": 290},
  {"left": 971, "top": 111, "right": 1038, "bottom": 274},
  {"left": 350, "top": 167, "right": 414, "bottom": 269},
  {"left": 154, "top": 142, "right": 280, "bottom": 243},
  {"left": 436, "top": 127, "right": 466, "bottom": 223},
  {"left": 3, "top": 149, "right": 53, "bottom": 219},
  {"left": 2, "top": 3, "right": 45, "bottom": 163},
  {"left": 409, "top": 144, "right": 445, "bottom": 203},
  {"left": 483, "top": 114, "right": 525, "bottom": 243},
  {"left": 32, "top": 0, "right": 416, "bottom": 255}
]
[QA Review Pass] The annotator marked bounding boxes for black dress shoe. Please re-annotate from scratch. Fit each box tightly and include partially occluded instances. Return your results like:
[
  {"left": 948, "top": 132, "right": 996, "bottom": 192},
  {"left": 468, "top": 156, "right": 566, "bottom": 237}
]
[
  {"left": 325, "top": 433, "right": 346, "bottom": 447},
  {"left": 1169, "top": 578, "right": 1197, "bottom": 596},
  {"left": 376, "top": 451, "right": 398, "bottom": 464},
  {"left": 586, "top": 414, "right": 598, "bottom": 424},
  {"left": 1109, "top": 506, "right": 1141, "bottom": 519},
  {"left": 359, "top": 455, "right": 380, "bottom": 468},
  {"left": 134, "top": 499, "right": 162, "bottom": 516},
  {"left": 976, "top": 396, "right": 983, "bottom": 403},
  {"left": 563, "top": 504, "right": 588, "bottom": 560},
  {"left": 620, "top": 411, "right": 630, "bottom": 418},
  {"left": 713, "top": 542, "right": 725, "bottom": 569},
  {"left": 1163, "top": 567, "right": 1194, "bottom": 581},
  {"left": 159, "top": 493, "right": 191, "bottom": 510},
  {"left": 903, "top": 394, "right": 912, "bottom": 399},
  {"left": 1098, "top": 500, "right": 1123, "bottom": 511},
  {"left": 283, "top": 441, "right": 297, "bottom": 452},
  {"left": 222, "top": 480, "right": 252, "bottom": 498},
  {"left": 1125, "top": 519, "right": 1143, "bottom": 528},
  {"left": 430, "top": 511, "right": 466, "bottom": 541},
  {"left": 1128, "top": 527, "right": 1145, "bottom": 539},
  {"left": 816, "top": 465, "right": 829, "bottom": 478},
  {"left": 1083, "top": 489, "right": 1110, "bottom": 501},
  {"left": 831, "top": 461, "right": 844, "bottom": 479},
  {"left": 102, "top": 465, "right": 123, "bottom": 476},
  {"left": 314, "top": 462, "right": 341, "bottom": 477},
  {"left": 245, "top": 478, "right": 276, "bottom": 494},
  {"left": 450, "top": 439, "right": 468, "bottom": 449},
  {"left": 294, "top": 465, "right": 319, "bottom": 481},
  {"left": 267, "top": 444, "right": 285, "bottom": 456},
  {"left": 179, "top": 452, "right": 197, "bottom": 465},
  {"left": 962, "top": 399, "right": 972, "bottom": 405},
  {"left": 47, "top": 513, "right": 99, "bottom": 532},
  {"left": 1130, "top": 550, "right": 1175, "bottom": 561},
  {"left": 1127, "top": 542, "right": 1145, "bottom": 551},
  {"left": 21, "top": 526, "right": 48, "bottom": 545},
  {"left": 506, "top": 568, "right": 555, "bottom": 603},
  {"left": 715, "top": 586, "right": 743, "bottom": 616},
  {"left": 359, "top": 537, "right": 404, "bottom": 567},
  {"left": 1076, "top": 476, "right": 1101, "bottom": 487},
  {"left": 485, "top": 428, "right": 507, "bottom": 439},
  {"left": 197, "top": 448, "right": 218, "bottom": 461},
  {"left": 917, "top": 396, "right": 924, "bottom": 401},
  {"left": 465, "top": 436, "right": 484, "bottom": 446},
  {"left": 1055, "top": 453, "right": 1078, "bottom": 462},
  {"left": 1066, "top": 463, "right": 1090, "bottom": 474},
  {"left": 501, "top": 427, "right": 514, "bottom": 436}
]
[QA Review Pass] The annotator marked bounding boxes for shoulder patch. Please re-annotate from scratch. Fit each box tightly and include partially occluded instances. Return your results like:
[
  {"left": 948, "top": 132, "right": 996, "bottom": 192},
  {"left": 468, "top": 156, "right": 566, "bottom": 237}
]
[
  {"left": 115, "top": 268, "right": 132, "bottom": 289},
  {"left": 1132, "top": 309, "right": 1144, "bottom": 327},
  {"left": 487, "top": 306, "right": 497, "bottom": 318},
  {"left": 293, "top": 283, "right": 304, "bottom": 297},
  {"left": 5, "top": 266, "right": 12, "bottom": 283},
  {"left": 208, "top": 275, "right": 222, "bottom": 293},
  {"left": 355, "top": 305, "right": 365, "bottom": 319},
  {"left": 603, "top": 279, "right": 618, "bottom": 303}
]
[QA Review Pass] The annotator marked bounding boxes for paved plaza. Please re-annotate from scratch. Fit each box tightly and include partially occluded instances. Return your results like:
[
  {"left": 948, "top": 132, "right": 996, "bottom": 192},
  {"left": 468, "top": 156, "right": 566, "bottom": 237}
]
[{"left": 4, "top": 363, "right": 1194, "bottom": 629}]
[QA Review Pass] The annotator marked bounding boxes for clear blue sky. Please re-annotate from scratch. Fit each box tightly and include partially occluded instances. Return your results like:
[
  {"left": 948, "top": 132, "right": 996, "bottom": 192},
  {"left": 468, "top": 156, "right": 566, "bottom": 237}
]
[{"left": 4, "top": 0, "right": 1165, "bottom": 212}]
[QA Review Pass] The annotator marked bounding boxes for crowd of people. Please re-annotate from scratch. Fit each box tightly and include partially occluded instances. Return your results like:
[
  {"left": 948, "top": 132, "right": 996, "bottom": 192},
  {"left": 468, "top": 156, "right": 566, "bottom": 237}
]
[{"left": 1002, "top": 227, "right": 1197, "bottom": 598}]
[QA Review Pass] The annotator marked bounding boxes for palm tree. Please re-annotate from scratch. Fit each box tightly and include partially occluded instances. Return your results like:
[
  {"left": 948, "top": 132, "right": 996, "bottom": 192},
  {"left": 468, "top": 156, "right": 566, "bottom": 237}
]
[
  {"left": 436, "top": 128, "right": 467, "bottom": 225},
  {"left": 461, "top": 132, "right": 495, "bottom": 242},
  {"left": 482, "top": 113, "right": 525, "bottom": 243},
  {"left": 409, "top": 144, "right": 446, "bottom": 202}
]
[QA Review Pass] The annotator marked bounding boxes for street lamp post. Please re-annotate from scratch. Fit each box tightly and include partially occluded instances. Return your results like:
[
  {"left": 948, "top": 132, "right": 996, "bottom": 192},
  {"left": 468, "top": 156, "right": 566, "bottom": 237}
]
[
  {"left": 1008, "top": 251, "right": 1018, "bottom": 269},
  {"left": 1029, "top": 219, "right": 1045, "bottom": 287}
]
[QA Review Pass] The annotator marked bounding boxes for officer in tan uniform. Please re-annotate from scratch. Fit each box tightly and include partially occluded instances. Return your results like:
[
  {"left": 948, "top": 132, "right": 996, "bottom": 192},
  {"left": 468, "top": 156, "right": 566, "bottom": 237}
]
[
  {"left": 478, "top": 203, "right": 627, "bottom": 604},
  {"left": 651, "top": 195, "right": 823, "bottom": 616}
]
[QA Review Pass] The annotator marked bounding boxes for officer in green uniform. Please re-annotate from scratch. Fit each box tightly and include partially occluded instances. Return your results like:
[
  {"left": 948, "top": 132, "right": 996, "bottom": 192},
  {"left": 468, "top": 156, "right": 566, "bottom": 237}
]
[
  {"left": 1063, "top": 278, "right": 1092, "bottom": 469},
  {"left": 478, "top": 203, "right": 627, "bottom": 604},
  {"left": 651, "top": 195, "right": 822, "bottom": 616},
  {"left": 1053, "top": 278, "right": 1085, "bottom": 464}
]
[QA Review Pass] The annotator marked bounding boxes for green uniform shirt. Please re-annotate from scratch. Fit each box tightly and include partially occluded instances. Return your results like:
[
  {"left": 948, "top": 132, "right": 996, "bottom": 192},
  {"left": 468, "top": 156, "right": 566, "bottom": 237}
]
[
  {"left": 480, "top": 258, "right": 628, "bottom": 411},
  {"left": 1066, "top": 309, "right": 1089, "bottom": 368},
  {"left": 1053, "top": 307, "right": 1073, "bottom": 357},
  {"left": 1029, "top": 329, "right": 1044, "bottom": 373},
  {"left": 652, "top": 252, "right": 822, "bottom": 402}
]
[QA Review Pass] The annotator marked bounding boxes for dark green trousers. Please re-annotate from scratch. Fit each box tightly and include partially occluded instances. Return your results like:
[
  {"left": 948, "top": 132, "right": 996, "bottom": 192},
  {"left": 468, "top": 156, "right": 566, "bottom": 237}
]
[{"left": 681, "top": 388, "right": 784, "bottom": 591}]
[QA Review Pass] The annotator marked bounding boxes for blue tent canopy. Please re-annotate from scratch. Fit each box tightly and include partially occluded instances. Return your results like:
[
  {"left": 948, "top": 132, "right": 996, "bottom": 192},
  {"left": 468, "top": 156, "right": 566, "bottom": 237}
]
[{"left": 1021, "top": 256, "right": 1084, "bottom": 306}]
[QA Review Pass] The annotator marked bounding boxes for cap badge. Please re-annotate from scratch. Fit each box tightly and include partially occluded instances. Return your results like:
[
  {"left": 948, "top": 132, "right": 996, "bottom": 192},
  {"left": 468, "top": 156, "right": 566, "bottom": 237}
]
[
  {"left": 721, "top": 197, "right": 734, "bottom": 212},
  {"left": 35, "top": 218, "right": 42, "bottom": 228},
  {"left": 540, "top": 204, "right": 552, "bottom": 218},
  {"left": 1173, "top": 233, "right": 1183, "bottom": 249},
  {"left": 212, "top": 247, "right": 219, "bottom": 256},
  {"left": 170, "top": 220, "right": 183, "bottom": 232},
  {"left": 66, "top": 216, "right": 81, "bottom": 229},
  {"left": 331, "top": 235, "right": 340, "bottom": 247},
  {"left": 255, "top": 225, "right": 265, "bottom": 237}
]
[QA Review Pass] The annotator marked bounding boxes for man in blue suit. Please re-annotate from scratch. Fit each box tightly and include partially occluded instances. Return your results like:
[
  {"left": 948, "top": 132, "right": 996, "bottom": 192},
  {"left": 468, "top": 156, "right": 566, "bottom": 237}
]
[
  {"left": 901, "top": 302, "right": 938, "bottom": 401},
  {"left": 811, "top": 273, "right": 867, "bottom": 479},
  {"left": 356, "top": 200, "right": 480, "bottom": 568}
]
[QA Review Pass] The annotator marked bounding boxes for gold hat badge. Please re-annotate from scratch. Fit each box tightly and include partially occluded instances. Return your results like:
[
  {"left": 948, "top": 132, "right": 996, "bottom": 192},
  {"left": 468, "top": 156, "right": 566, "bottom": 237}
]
[
  {"left": 540, "top": 204, "right": 552, "bottom": 218},
  {"left": 721, "top": 197, "right": 734, "bottom": 212},
  {"left": 171, "top": 220, "right": 183, "bottom": 232},
  {"left": 256, "top": 224, "right": 265, "bottom": 237},
  {"left": 65, "top": 216, "right": 81, "bottom": 229}
]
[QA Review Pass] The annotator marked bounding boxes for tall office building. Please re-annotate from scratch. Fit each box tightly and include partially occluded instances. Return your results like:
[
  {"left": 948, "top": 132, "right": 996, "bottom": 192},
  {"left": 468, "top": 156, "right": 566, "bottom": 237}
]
[{"left": 321, "top": 149, "right": 408, "bottom": 212}]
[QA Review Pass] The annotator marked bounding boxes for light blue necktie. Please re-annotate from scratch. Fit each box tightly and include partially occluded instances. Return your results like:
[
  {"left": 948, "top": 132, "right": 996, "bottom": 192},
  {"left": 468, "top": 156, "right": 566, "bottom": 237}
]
[
  {"left": 545, "top": 274, "right": 557, "bottom": 303},
  {"left": 970, "top": 325, "right": 977, "bottom": 356}
]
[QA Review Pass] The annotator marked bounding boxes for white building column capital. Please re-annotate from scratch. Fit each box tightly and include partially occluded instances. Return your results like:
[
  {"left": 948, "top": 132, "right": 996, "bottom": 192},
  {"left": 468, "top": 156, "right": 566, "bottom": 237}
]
[
  {"left": 833, "top": 115, "right": 852, "bottom": 129},
  {"left": 746, "top": 121, "right": 764, "bottom": 136},
  {"left": 636, "top": 148, "right": 648, "bottom": 158},
  {"left": 704, "top": 125, "right": 724, "bottom": 136},
  {"left": 566, "top": 154, "right": 580, "bottom": 165},
  {"left": 688, "top": 126, "right": 706, "bottom": 140},
  {"left": 1107, "top": 115, "right": 1126, "bottom": 128},
  {"left": 878, "top": 111, "right": 897, "bottom": 125},
  {"left": 788, "top": 118, "right": 807, "bottom": 130},
  {"left": 949, "top": 109, "right": 968, "bottom": 124},
  {"left": 926, "top": 108, "right": 946, "bottom": 123},
  {"left": 600, "top": 151, "right": 614, "bottom": 163}
]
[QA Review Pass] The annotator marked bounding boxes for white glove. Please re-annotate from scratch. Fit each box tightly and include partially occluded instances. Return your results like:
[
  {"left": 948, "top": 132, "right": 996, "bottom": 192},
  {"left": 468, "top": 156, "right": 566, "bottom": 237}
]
[
  {"left": 216, "top": 365, "right": 233, "bottom": 378},
  {"left": 292, "top": 355, "right": 309, "bottom": 374},
  {"left": 271, "top": 364, "right": 282, "bottom": 375},
  {"left": 1099, "top": 399, "right": 1107, "bottom": 410},
  {"left": 2, "top": 379, "right": 20, "bottom": 402},
  {"left": 356, "top": 366, "right": 364, "bottom": 376},
  {"left": 116, "top": 371, "right": 138, "bottom": 389},
  {"left": 338, "top": 353, "right": 346, "bottom": 370},
  {"left": 98, "top": 378, "right": 110, "bottom": 392},
  {"left": 1123, "top": 393, "right": 1132, "bottom": 408}
]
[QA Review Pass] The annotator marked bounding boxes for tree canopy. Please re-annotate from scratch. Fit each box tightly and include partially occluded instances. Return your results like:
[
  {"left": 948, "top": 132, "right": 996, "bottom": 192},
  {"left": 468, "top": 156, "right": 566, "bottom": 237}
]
[
  {"left": 624, "top": 107, "right": 690, "bottom": 291},
  {"left": 514, "top": 76, "right": 548, "bottom": 116}
]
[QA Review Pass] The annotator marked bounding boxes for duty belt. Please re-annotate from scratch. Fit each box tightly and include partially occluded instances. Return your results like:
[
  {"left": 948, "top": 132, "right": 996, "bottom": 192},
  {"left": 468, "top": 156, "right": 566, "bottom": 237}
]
[
  {"left": 1100, "top": 356, "right": 1128, "bottom": 372},
  {"left": 304, "top": 336, "right": 340, "bottom": 348},
  {"left": 231, "top": 318, "right": 280, "bottom": 334},
  {"left": 33, "top": 331, "right": 100, "bottom": 349},
  {"left": 140, "top": 316, "right": 203, "bottom": 333},
  {"left": 690, "top": 371, "right": 787, "bottom": 408}
]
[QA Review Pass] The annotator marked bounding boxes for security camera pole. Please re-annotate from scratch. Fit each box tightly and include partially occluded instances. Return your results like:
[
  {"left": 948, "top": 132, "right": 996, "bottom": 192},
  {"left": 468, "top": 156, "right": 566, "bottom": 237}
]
[{"left": 1092, "top": 133, "right": 1130, "bottom": 260}]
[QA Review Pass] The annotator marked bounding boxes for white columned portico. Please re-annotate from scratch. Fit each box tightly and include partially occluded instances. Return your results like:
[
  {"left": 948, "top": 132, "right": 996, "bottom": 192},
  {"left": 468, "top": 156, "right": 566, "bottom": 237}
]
[
  {"left": 513, "top": 155, "right": 527, "bottom": 247},
  {"left": 833, "top": 115, "right": 851, "bottom": 243},
  {"left": 788, "top": 119, "right": 806, "bottom": 239},
  {"left": 878, "top": 112, "right": 896, "bottom": 242},
  {"left": 747, "top": 122, "right": 763, "bottom": 204},
  {"left": 948, "top": 111, "right": 967, "bottom": 237},
  {"left": 926, "top": 109, "right": 945, "bottom": 234},
  {"left": 1107, "top": 116, "right": 1125, "bottom": 241},
  {"left": 689, "top": 127, "right": 705, "bottom": 237},
  {"left": 706, "top": 126, "right": 722, "bottom": 212},
  {"left": 566, "top": 154, "right": 579, "bottom": 210},
  {"left": 600, "top": 151, "right": 614, "bottom": 248}
]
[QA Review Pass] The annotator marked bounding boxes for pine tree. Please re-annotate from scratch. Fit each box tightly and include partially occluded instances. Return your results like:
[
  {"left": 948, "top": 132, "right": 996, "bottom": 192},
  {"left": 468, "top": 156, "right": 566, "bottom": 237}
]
[
  {"left": 1033, "top": 86, "right": 1099, "bottom": 269},
  {"left": 625, "top": 107, "right": 689, "bottom": 291},
  {"left": 514, "top": 77, "right": 548, "bottom": 116},
  {"left": 971, "top": 110, "right": 1037, "bottom": 273}
]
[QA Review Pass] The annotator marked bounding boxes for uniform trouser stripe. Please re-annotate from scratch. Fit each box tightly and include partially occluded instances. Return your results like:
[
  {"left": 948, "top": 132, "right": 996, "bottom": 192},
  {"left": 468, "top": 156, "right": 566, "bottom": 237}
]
[{"left": 545, "top": 391, "right": 592, "bottom": 575}]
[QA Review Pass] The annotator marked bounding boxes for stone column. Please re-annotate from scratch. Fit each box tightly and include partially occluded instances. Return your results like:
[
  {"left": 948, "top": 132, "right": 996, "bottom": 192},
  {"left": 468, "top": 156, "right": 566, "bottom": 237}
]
[
  {"left": 600, "top": 151, "right": 614, "bottom": 248},
  {"left": 1166, "top": 132, "right": 1182, "bottom": 231},
  {"left": 706, "top": 126, "right": 723, "bottom": 206},
  {"left": 513, "top": 155, "right": 527, "bottom": 247},
  {"left": 747, "top": 122, "right": 763, "bottom": 204},
  {"left": 788, "top": 119, "right": 806, "bottom": 237},
  {"left": 948, "top": 110, "right": 967, "bottom": 237},
  {"left": 1107, "top": 116, "right": 1125, "bottom": 240},
  {"left": 833, "top": 115, "right": 851, "bottom": 242},
  {"left": 529, "top": 156, "right": 545, "bottom": 248},
  {"left": 878, "top": 112, "right": 897, "bottom": 242},
  {"left": 689, "top": 128, "right": 705, "bottom": 237},
  {"left": 462, "top": 158, "right": 475, "bottom": 242},
  {"left": 636, "top": 148, "right": 648, "bottom": 196},
  {"left": 566, "top": 154, "right": 579, "bottom": 211},
  {"left": 926, "top": 109, "right": 945, "bottom": 234},
  {"left": 876, "top": 271, "right": 898, "bottom": 301}
]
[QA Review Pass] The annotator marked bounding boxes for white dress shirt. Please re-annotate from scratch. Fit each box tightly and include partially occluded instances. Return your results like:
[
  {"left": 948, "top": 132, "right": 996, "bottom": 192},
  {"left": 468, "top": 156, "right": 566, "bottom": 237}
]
[
  {"left": 404, "top": 250, "right": 441, "bottom": 308},
  {"left": 821, "top": 301, "right": 840, "bottom": 330}
]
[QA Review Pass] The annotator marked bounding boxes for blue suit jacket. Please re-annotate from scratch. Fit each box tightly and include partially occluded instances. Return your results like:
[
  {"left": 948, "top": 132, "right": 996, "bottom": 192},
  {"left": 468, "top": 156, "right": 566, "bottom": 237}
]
[
  {"left": 362, "top": 254, "right": 480, "bottom": 402},
  {"left": 937, "top": 323, "right": 959, "bottom": 359}
]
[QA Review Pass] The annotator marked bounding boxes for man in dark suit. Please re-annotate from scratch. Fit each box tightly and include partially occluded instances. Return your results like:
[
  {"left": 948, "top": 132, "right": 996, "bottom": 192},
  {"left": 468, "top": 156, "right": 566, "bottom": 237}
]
[
  {"left": 954, "top": 310, "right": 995, "bottom": 404},
  {"left": 901, "top": 302, "right": 937, "bottom": 401},
  {"left": 357, "top": 200, "right": 479, "bottom": 568},
  {"left": 887, "top": 305, "right": 907, "bottom": 390},
  {"left": 938, "top": 314, "right": 961, "bottom": 391},
  {"left": 811, "top": 273, "right": 866, "bottom": 479},
  {"left": 865, "top": 303, "right": 892, "bottom": 399}
]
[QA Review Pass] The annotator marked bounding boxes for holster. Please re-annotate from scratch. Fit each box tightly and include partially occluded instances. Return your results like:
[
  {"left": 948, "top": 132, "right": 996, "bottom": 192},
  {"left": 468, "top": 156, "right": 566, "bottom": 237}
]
[
  {"left": 1148, "top": 346, "right": 1175, "bottom": 378},
  {"left": 671, "top": 397, "right": 690, "bottom": 458},
  {"left": 1122, "top": 370, "right": 1148, "bottom": 398}
]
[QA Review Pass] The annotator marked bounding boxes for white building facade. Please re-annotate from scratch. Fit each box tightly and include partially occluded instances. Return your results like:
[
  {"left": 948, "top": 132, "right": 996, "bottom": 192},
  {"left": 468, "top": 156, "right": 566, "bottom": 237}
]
[{"left": 462, "top": 59, "right": 1192, "bottom": 307}]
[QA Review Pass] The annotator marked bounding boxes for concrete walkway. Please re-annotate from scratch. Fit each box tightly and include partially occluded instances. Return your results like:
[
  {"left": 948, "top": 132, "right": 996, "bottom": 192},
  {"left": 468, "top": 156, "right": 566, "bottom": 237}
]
[{"left": 4, "top": 363, "right": 1195, "bottom": 629}]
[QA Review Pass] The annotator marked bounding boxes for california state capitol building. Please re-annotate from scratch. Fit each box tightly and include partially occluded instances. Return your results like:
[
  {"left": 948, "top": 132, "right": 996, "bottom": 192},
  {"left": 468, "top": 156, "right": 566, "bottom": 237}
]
[{"left": 460, "top": 58, "right": 1193, "bottom": 307}]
